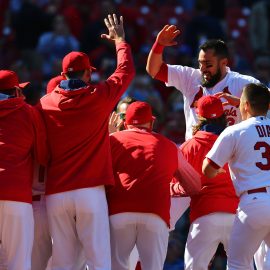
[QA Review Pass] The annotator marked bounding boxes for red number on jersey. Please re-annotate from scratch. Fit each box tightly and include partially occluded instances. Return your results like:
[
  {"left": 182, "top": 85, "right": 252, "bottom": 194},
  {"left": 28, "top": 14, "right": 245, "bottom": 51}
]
[
  {"left": 254, "top": 142, "right": 270, "bottom": 170},
  {"left": 226, "top": 117, "right": 235, "bottom": 126}
]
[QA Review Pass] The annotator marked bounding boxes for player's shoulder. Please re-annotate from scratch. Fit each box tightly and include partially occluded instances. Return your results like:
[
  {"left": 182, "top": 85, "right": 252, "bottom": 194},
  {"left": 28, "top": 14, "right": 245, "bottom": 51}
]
[
  {"left": 228, "top": 70, "right": 259, "bottom": 84},
  {"left": 168, "top": 64, "right": 200, "bottom": 76},
  {"left": 222, "top": 120, "right": 253, "bottom": 138}
]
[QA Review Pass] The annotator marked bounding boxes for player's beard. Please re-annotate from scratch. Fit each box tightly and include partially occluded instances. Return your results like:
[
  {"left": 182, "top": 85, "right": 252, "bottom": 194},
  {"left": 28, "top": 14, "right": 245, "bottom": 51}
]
[{"left": 201, "top": 68, "right": 222, "bottom": 88}]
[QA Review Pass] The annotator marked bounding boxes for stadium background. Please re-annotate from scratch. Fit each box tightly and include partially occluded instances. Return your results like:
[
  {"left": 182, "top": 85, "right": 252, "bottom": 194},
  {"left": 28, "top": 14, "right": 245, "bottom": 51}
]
[{"left": 0, "top": 0, "right": 269, "bottom": 269}]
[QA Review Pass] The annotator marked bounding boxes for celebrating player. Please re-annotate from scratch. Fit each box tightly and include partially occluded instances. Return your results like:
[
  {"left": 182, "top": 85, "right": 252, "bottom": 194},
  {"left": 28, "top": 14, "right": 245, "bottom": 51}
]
[
  {"left": 107, "top": 101, "right": 201, "bottom": 270},
  {"left": 38, "top": 14, "right": 135, "bottom": 269},
  {"left": 0, "top": 70, "right": 47, "bottom": 270},
  {"left": 146, "top": 25, "right": 259, "bottom": 140},
  {"left": 203, "top": 83, "right": 270, "bottom": 269},
  {"left": 180, "top": 95, "right": 239, "bottom": 270}
]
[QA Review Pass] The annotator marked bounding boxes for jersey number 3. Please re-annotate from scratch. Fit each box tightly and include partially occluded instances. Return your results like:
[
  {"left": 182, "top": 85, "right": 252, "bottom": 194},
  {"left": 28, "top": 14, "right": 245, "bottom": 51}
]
[{"left": 254, "top": 142, "right": 270, "bottom": 170}]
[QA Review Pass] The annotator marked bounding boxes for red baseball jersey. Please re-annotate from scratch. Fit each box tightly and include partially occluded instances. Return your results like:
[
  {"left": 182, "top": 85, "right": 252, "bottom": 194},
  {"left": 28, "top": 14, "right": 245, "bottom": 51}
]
[
  {"left": 107, "top": 128, "right": 178, "bottom": 226},
  {"left": 180, "top": 130, "right": 239, "bottom": 223},
  {"left": 39, "top": 42, "right": 135, "bottom": 195},
  {"left": 0, "top": 98, "right": 48, "bottom": 203}
]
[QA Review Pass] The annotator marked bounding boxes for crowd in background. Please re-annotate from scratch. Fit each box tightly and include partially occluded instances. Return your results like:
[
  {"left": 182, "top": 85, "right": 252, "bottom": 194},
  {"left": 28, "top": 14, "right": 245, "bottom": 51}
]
[{"left": 0, "top": 0, "right": 269, "bottom": 269}]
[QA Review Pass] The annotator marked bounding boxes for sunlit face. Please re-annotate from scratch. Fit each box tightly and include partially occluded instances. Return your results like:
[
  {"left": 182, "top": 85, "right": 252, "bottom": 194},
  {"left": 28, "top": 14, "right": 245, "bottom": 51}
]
[
  {"left": 198, "top": 49, "right": 223, "bottom": 88},
  {"left": 117, "top": 102, "right": 129, "bottom": 130},
  {"left": 239, "top": 92, "right": 248, "bottom": 121}
]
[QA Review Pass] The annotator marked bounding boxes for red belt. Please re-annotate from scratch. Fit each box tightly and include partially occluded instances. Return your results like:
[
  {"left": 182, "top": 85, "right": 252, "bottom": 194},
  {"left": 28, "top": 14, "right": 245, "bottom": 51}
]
[
  {"left": 247, "top": 187, "right": 267, "bottom": 194},
  {"left": 32, "top": 195, "right": 42, "bottom": 201}
]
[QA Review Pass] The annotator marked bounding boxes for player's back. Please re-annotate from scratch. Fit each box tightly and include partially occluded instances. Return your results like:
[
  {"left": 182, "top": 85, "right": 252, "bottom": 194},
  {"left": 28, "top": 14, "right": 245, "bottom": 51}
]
[
  {"left": 181, "top": 130, "right": 238, "bottom": 223},
  {"left": 224, "top": 116, "right": 270, "bottom": 194},
  {"left": 108, "top": 128, "right": 178, "bottom": 225}
]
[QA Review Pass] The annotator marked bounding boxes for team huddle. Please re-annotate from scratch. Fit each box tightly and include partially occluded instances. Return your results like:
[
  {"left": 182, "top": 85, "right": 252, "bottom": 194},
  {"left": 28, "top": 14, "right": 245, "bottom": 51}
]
[{"left": 0, "top": 13, "right": 270, "bottom": 270}]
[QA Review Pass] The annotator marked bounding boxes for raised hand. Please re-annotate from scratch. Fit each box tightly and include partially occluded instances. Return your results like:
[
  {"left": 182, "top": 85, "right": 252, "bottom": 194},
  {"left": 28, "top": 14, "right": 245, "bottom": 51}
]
[
  {"left": 214, "top": 92, "right": 240, "bottom": 107},
  {"left": 156, "top": 25, "right": 180, "bottom": 47},
  {"left": 101, "top": 14, "right": 125, "bottom": 44}
]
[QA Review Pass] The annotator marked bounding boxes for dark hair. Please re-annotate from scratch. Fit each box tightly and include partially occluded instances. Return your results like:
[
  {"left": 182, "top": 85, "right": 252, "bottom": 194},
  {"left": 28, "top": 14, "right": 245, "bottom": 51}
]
[
  {"left": 242, "top": 83, "right": 270, "bottom": 114},
  {"left": 0, "top": 88, "right": 16, "bottom": 96},
  {"left": 65, "top": 70, "right": 85, "bottom": 79},
  {"left": 199, "top": 39, "right": 229, "bottom": 59},
  {"left": 116, "top": 96, "right": 137, "bottom": 112},
  {"left": 192, "top": 114, "right": 228, "bottom": 135}
]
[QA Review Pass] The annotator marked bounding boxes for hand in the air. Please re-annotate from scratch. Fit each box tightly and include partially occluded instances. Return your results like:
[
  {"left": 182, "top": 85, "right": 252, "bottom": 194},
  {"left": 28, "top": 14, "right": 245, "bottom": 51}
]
[
  {"left": 156, "top": 25, "right": 180, "bottom": 47},
  {"left": 101, "top": 14, "right": 125, "bottom": 43}
]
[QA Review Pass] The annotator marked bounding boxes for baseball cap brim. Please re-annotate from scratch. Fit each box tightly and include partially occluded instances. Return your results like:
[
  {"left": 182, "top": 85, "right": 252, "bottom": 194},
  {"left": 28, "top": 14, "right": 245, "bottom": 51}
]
[{"left": 18, "top": 82, "right": 30, "bottom": 89}]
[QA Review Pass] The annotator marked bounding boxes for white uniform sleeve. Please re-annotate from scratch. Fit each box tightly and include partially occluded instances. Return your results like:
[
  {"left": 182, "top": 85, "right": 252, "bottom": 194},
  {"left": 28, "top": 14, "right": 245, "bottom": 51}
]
[
  {"left": 234, "top": 74, "right": 260, "bottom": 97},
  {"left": 166, "top": 65, "right": 201, "bottom": 97},
  {"left": 206, "top": 127, "right": 236, "bottom": 168}
]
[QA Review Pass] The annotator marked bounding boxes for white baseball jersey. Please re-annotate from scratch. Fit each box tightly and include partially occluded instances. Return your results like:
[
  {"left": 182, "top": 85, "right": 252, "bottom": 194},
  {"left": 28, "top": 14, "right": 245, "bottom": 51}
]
[
  {"left": 206, "top": 116, "right": 270, "bottom": 196},
  {"left": 167, "top": 65, "right": 259, "bottom": 139}
]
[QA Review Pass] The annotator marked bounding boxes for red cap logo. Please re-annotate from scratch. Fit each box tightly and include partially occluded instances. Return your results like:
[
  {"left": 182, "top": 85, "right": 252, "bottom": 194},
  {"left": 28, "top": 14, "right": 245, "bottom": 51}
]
[{"left": 62, "top": 52, "right": 96, "bottom": 73}]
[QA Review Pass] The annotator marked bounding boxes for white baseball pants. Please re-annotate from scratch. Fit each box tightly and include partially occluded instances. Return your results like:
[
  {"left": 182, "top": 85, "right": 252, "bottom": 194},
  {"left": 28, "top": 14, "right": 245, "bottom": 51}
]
[
  {"left": 46, "top": 186, "right": 111, "bottom": 270},
  {"left": 254, "top": 241, "right": 270, "bottom": 270},
  {"left": 228, "top": 192, "right": 270, "bottom": 270},
  {"left": 0, "top": 201, "right": 34, "bottom": 270},
  {"left": 110, "top": 212, "right": 169, "bottom": 270},
  {"left": 185, "top": 212, "right": 236, "bottom": 270}
]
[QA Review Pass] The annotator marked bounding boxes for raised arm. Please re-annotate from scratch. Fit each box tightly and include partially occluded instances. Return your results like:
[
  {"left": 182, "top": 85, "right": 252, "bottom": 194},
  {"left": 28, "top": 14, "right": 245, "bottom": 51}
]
[
  {"left": 146, "top": 25, "right": 180, "bottom": 79},
  {"left": 100, "top": 14, "right": 135, "bottom": 107}
]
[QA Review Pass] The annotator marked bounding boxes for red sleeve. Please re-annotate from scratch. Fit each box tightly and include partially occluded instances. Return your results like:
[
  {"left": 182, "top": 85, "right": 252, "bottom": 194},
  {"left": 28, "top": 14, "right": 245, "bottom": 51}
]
[
  {"left": 29, "top": 105, "right": 49, "bottom": 166},
  {"left": 154, "top": 62, "right": 168, "bottom": 83},
  {"left": 103, "top": 42, "right": 136, "bottom": 107}
]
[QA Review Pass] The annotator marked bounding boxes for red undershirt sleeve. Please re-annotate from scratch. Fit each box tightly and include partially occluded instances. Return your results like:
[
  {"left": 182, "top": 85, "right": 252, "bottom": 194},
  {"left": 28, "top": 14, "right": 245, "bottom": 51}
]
[{"left": 154, "top": 63, "right": 168, "bottom": 83}]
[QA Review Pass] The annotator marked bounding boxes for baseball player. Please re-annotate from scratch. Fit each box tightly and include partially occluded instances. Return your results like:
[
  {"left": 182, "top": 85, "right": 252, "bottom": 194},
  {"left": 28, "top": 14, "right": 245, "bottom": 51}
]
[
  {"left": 0, "top": 70, "right": 47, "bottom": 270},
  {"left": 146, "top": 24, "right": 259, "bottom": 140},
  {"left": 146, "top": 24, "right": 259, "bottom": 233},
  {"left": 203, "top": 83, "right": 270, "bottom": 269},
  {"left": 38, "top": 14, "right": 135, "bottom": 269},
  {"left": 108, "top": 101, "right": 201, "bottom": 270},
  {"left": 33, "top": 75, "right": 87, "bottom": 270},
  {"left": 179, "top": 95, "right": 239, "bottom": 270}
]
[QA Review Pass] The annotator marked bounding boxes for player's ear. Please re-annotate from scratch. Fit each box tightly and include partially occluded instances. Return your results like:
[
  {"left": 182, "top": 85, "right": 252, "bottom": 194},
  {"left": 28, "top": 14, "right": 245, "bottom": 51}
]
[{"left": 220, "top": 57, "right": 228, "bottom": 67}]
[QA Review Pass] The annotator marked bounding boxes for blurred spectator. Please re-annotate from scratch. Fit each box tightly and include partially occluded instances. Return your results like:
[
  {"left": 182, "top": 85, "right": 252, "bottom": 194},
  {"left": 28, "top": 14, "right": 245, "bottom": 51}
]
[
  {"left": 184, "top": 0, "right": 225, "bottom": 57},
  {"left": 227, "top": 39, "right": 251, "bottom": 74},
  {"left": 11, "top": 0, "right": 50, "bottom": 51},
  {"left": 254, "top": 55, "right": 270, "bottom": 87},
  {"left": 80, "top": 1, "right": 116, "bottom": 67},
  {"left": 249, "top": 0, "right": 270, "bottom": 55},
  {"left": 126, "top": 74, "right": 164, "bottom": 123},
  {"left": 36, "top": 15, "right": 79, "bottom": 78}
]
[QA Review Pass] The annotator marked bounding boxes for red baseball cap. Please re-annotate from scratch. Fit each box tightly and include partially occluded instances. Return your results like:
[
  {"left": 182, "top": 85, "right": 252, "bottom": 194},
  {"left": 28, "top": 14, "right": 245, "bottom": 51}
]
[
  {"left": 125, "top": 101, "right": 155, "bottom": 125},
  {"left": 62, "top": 51, "right": 96, "bottom": 73},
  {"left": 0, "top": 70, "right": 30, "bottom": 90},
  {"left": 197, "top": 95, "right": 224, "bottom": 119},
  {"left": 46, "top": 75, "right": 65, "bottom": 93}
]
